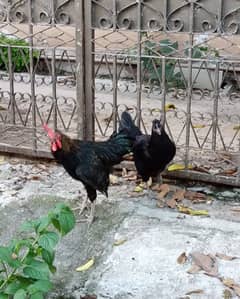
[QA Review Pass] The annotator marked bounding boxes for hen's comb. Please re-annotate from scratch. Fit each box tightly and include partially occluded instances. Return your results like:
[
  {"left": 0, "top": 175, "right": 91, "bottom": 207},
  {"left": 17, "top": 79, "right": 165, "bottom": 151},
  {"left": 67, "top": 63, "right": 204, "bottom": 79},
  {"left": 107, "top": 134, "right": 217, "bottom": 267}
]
[{"left": 43, "top": 123, "right": 55, "bottom": 139}]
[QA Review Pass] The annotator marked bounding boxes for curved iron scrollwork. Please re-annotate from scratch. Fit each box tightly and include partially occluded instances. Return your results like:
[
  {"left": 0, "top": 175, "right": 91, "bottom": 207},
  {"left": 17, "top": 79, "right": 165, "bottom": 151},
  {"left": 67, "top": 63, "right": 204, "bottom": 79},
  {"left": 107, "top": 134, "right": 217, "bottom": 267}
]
[
  {"left": 55, "top": 0, "right": 73, "bottom": 24},
  {"left": 167, "top": 0, "right": 217, "bottom": 32},
  {"left": 221, "top": 7, "right": 240, "bottom": 34},
  {"left": 0, "top": 0, "right": 27, "bottom": 23}
]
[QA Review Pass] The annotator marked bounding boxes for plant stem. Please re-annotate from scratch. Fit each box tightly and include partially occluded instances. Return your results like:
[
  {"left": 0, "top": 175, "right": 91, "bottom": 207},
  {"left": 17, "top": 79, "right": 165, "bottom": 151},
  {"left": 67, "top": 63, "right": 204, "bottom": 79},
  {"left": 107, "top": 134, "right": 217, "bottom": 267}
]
[{"left": 0, "top": 239, "right": 39, "bottom": 290}]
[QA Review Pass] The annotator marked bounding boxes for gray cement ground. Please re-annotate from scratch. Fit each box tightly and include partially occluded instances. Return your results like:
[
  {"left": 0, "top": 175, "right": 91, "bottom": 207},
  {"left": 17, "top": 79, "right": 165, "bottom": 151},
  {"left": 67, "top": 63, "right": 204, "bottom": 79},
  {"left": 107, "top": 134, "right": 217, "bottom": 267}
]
[{"left": 0, "top": 156, "right": 240, "bottom": 298}]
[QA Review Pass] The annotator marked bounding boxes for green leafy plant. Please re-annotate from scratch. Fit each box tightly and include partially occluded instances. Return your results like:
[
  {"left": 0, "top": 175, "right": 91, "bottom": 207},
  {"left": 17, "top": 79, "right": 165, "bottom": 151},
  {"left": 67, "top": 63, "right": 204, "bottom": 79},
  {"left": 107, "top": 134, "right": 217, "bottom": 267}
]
[
  {"left": 126, "top": 38, "right": 220, "bottom": 90},
  {"left": 0, "top": 203, "right": 75, "bottom": 298},
  {"left": 141, "top": 39, "right": 185, "bottom": 88},
  {"left": 0, "top": 35, "right": 39, "bottom": 72}
]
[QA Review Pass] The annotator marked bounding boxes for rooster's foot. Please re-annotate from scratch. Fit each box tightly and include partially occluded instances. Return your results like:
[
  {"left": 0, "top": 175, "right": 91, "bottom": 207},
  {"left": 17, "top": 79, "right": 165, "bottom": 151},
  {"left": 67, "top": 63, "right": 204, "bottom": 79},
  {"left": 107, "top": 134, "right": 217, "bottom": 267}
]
[
  {"left": 73, "top": 197, "right": 89, "bottom": 215},
  {"left": 76, "top": 201, "right": 96, "bottom": 227}
]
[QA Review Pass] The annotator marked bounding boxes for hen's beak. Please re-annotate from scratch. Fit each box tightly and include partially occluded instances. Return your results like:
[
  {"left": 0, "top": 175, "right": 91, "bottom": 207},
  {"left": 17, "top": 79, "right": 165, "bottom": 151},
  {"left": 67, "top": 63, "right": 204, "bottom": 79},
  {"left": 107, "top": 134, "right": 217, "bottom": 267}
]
[
  {"left": 43, "top": 123, "right": 55, "bottom": 140},
  {"left": 152, "top": 119, "right": 162, "bottom": 135}
]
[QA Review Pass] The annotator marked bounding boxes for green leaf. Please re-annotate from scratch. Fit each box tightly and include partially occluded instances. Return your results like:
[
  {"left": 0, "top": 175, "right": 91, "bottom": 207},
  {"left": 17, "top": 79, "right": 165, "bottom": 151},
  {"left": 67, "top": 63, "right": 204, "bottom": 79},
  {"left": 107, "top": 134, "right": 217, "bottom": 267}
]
[
  {"left": 23, "top": 260, "right": 49, "bottom": 280},
  {"left": 13, "top": 289, "right": 27, "bottom": 299},
  {"left": 36, "top": 217, "right": 50, "bottom": 233},
  {"left": 20, "top": 220, "right": 37, "bottom": 232},
  {"left": 38, "top": 232, "right": 59, "bottom": 252},
  {"left": 21, "top": 216, "right": 49, "bottom": 234},
  {"left": 50, "top": 204, "right": 75, "bottom": 236},
  {"left": 41, "top": 249, "right": 54, "bottom": 267},
  {"left": 5, "top": 281, "right": 26, "bottom": 295},
  {"left": 0, "top": 246, "right": 21, "bottom": 268},
  {"left": 48, "top": 264, "right": 57, "bottom": 274},
  {"left": 30, "top": 292, "right": 44, "bottom": 299},
  {"left": 9, "top": 239, "right": 32, "bottom": 255},
  {"left": 27, "top": 280, "right": 52, "bottom": 294},
  {"left": 0, "top": 293, "right": 8, "bottom": 299},
  {"left": 51, "top": 219, "right": 61, "bottom": 233}
]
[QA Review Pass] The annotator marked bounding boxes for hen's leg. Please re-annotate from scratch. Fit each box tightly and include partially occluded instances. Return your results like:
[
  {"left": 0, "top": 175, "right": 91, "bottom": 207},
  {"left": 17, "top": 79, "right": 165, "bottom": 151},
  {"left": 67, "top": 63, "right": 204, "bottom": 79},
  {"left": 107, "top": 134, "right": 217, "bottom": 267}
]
[
  {"left": 155, "top": 173, "right": 163, "bottom": 187},
  {"left": 88, "top": 201, "right": 96, "bottom": 226},
  {"left": 78, "top": 196, "right": 89, "bottom": 215}
]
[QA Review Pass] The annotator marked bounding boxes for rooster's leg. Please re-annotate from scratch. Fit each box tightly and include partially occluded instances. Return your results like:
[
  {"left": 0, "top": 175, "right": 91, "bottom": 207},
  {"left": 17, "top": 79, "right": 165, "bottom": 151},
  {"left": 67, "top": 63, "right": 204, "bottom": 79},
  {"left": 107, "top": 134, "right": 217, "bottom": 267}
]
[{"left": 73, "top": 196, "right": 89, "bottom": 215}]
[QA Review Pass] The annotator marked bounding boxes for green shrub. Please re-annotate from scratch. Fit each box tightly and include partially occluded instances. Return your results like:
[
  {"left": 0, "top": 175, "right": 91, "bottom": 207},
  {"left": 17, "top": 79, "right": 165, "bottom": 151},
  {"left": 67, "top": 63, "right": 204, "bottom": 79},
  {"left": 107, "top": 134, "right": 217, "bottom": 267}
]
[
  {"left": 141, "top": 39, "right": 185, "bottom": 88},
  {"left": 0, "top": 203, "right": 76, "bottom": 298},
  {"left": 0, "top": 35, "right": 39, "bottom": 72}
]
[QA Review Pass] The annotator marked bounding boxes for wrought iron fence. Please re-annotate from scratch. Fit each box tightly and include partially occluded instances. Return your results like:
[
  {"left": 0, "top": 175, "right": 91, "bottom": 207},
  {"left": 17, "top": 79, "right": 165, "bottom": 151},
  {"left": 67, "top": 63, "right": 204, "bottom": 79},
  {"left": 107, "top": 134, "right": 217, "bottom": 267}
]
[{"left": 0, "top": 0, "right": 239, "bottom": 186}]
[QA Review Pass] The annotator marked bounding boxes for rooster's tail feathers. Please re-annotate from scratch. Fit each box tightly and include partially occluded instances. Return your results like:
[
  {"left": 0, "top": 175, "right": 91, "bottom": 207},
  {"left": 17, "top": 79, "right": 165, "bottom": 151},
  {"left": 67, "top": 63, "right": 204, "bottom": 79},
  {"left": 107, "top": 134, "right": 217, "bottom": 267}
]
[{"left": 119, "top": 111, "right": 142, "bottom": 139}]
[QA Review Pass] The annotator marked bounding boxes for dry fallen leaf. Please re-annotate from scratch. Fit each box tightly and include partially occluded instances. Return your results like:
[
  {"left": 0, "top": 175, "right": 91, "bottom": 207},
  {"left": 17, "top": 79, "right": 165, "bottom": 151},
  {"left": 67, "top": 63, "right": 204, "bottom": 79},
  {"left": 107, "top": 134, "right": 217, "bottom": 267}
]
[
  {"left": 134, "top": 185, "right": 144, "bottom": 193},
  {"left": 190, "top": 252, "right": 218, "bottom": 277},
  {"left": 168, "top": 163, "right": 193, "bottom": 171},
  {"left": 220, "top": 277, "right": 240, "bottom": 296},
  {"left": 156, "top": 199, "right": 165, "bottom": 208},
  {"left": 177, "top": 205, "right": 209, "bottom": 216},
  {"left": 122, "top": 170, "right": 137, "bottom": 181},
  {"left": 216, "top": 253, "right": 238, "bottom": 261},
  {"left": 0, "top": 156, "right": 5, "bottom": 164},
  {"left": 157, "top": 184, "right": 170, "bottom": 199},
  {"left": 76, "top": 258, "right": 95, "bottom": 272},
  {"left": 0, "top": 105, "right": 7, "bottom": 111},
  {"left": 177, "top": 252, "right": 187, "bottom": 264},
  {"left": 167, "top": 189, "right": 186, "bottom": 208},
  {"left": 231, "top": 207, "right": 240, "bottom": 212},
  {"left": 165, "top": 103, "right": 176, "bottom": 111},
  {"left": 187, "top": 264, "right": 201, "bottom": 274},
  {"left": 223, "top": 289, "right": 232, "bottom": 299},
  {"left": 192, "top": 124, "right": 206, "bottom": 129},
  {"left": 185, "top": 289, "right": 204, "bottom": 295},
  {"left": 167, "top": 198, "right": 177, "bottom": 209},
  {"left": 113, "top": 238, "right": 127, "bottom": 246},
  {"left": 109, "top": 174, "right": 119, "bottom": 185},
  {"left": 219, "top": 168, "right": 238, "bottom": 176},
  {"left": 30, "top": 175, "right": 41, "bottom": 181},
  {"left": 233, "top": 125, "right": 240, "bottom": 130},
  {"left": 185, "top": 191, "right": 208, "bottom": 203},
  {"left": 151, "top": 184, "right": 163, "bottom": 191}
]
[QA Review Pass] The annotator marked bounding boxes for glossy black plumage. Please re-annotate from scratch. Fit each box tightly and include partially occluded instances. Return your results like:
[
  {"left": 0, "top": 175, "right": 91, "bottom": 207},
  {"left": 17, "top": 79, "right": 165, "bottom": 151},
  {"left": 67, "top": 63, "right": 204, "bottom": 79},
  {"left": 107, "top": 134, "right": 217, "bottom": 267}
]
[
  {"left": 51, "top": 131, "right": 131, "bottom": 203},
  {"left": 120, "top": 111, "right": 176, "bottom": 182}
]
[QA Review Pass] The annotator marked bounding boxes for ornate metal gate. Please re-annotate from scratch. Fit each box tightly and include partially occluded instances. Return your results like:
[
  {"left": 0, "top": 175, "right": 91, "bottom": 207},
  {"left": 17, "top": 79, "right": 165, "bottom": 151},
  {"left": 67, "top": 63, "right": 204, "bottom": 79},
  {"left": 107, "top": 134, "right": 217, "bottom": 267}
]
[{"left": 0, "top": 1, "right": 239, "bottom": 186}]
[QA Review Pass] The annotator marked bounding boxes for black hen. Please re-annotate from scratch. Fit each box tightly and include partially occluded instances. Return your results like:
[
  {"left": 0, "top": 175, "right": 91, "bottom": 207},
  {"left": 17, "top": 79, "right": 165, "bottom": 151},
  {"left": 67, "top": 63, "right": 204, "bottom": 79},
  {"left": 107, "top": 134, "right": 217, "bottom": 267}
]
[
  {"left": 120, "top": 111, "right": 176, "bottom": 183},
  {"left": 43, "top": 124, "right": 131, "bottom": 223}
]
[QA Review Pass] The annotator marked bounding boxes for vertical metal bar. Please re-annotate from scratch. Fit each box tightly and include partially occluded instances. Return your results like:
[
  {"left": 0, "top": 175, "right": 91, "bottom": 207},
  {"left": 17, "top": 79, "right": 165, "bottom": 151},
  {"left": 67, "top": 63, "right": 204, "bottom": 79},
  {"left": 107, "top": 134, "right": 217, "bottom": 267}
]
[
  {"left": 184, "top": 2, "right": 194, "bottom": 167},
  {"left": 112, "top": 0, "right": 117, "bottom": 30},
  {"left": 112, "top": 55, "right": 118, "bottom": 131},
  {"left": 163, "top": 0, "right": 168, "bottom": 31},
  {"left": 8, "top": 46, "right": 15, "bottom": 125},
  {"left": 218, "top": 0, "right": 223, "bottom": 33},
  {"left": 28, "top": 0, "right": 37, "bottom": 151},
  {"left": 161, "top": 56, "right": 166, "bottom": 126},
  {"left": 212, "top": 62, "right": 220, "bottom": 151},
  {"left": 75, "top": 0, "right": 85, "bottom": 139},
  {"left": 84, "top": 0, "right": 95, "bottom": 140},
  {"left": 51, "top": 0, "right": 56, "bottom": 24},
  {"left": 136, "top": 0, "right": 142, "bottom": 127},
  {"left": 52, "top": 48, "right": 57, "bottom": 130}
]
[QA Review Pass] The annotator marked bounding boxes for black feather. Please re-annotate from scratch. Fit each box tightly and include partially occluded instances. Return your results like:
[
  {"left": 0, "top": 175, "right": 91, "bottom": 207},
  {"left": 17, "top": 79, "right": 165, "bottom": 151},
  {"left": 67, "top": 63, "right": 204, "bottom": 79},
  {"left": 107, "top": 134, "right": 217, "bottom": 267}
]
[
  {"left": 51, "top": 131, "right": 131, "bottom": 202},
  {"left": 119, "top": 111, "right": 176, "bottom": 182}
]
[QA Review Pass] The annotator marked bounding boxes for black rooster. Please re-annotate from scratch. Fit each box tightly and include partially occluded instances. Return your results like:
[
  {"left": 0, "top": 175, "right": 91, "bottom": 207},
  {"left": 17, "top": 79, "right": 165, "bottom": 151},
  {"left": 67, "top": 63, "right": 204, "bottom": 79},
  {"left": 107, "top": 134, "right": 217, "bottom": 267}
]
[
  {"left": 119, "top": 111, "right": 176, "bottom": 185},
  {"left": 43, "top": 124, "right": 131, "bottom": 224}
]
